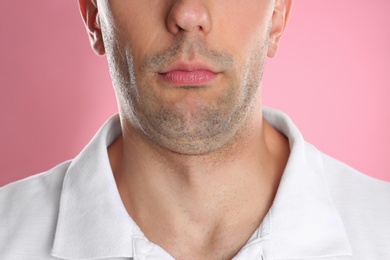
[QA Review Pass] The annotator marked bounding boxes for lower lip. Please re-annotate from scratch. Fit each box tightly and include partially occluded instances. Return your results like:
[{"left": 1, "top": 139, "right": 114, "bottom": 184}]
[{"left": 160, "top": 70, "right": 218, "bottom": 86}]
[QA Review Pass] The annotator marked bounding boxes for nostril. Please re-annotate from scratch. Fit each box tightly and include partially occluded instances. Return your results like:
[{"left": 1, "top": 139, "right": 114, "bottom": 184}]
[{"left": 166, "top": 0, "right": 211, "bottom": 35}]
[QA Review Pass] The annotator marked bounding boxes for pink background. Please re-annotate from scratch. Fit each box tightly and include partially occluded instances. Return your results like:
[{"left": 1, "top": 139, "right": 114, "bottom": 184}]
[{"left": 0, "top": 1, "right": 389, "bottom": 186}]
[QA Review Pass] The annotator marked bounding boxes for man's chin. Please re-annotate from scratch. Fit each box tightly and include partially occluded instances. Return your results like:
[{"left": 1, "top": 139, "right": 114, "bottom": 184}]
[
  {"left": 156, "top": 137, "right": 228, "bottom": 156},
  {"left": 146, "top": 122, "right": 239, "bottom": 156}
]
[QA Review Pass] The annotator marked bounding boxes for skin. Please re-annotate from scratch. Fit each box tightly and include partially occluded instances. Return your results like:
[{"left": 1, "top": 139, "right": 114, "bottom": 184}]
[{"left": 79, "top": 0, "right": 292, "bottom": 259}]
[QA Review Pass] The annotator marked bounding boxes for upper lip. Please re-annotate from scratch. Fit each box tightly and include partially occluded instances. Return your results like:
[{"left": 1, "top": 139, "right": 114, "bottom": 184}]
[{"left": 159, "top": 61, "right": 218, "bottom": 74}]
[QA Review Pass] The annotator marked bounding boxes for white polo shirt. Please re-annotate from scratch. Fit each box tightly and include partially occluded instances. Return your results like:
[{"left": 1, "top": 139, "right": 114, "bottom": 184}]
[{"left": 1, "top": 108, "right": 389, "bottom": 260}]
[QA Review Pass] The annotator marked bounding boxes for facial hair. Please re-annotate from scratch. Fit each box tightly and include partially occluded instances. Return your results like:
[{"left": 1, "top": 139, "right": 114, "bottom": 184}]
[{"left": 103, "top": 30, "right": 269, "bottom": 155}]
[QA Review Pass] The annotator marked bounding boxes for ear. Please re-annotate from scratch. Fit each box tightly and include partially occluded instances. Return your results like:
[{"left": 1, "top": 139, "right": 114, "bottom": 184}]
[
  {"left": 267, "top": 0, "right": 292, "bottom": 58},
  {"left": 78, "top": 0, "right": 105, "bottom": 55}
]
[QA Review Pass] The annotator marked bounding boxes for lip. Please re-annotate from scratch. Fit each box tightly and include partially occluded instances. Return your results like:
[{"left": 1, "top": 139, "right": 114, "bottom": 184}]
[{"left": 159, "top": 62, "right": 219, "bottom": 86}]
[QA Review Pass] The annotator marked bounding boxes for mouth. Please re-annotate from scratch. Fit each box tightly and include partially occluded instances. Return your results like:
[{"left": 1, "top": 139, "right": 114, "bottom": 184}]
[{"left": 159, "top": 62, "right": 219, "bottom": 87}]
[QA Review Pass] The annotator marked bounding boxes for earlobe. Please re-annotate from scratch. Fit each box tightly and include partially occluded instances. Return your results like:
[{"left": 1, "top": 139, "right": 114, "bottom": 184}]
[
  {"left": 267, "top": 0, "right": 292, "bottom": 58},
  {"left": 78, "top": 0, "right": 105, "bottom": 56}
]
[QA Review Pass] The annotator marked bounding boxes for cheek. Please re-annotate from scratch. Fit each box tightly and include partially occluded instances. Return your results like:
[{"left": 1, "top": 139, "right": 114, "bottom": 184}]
[
  {"left": 103, "top": 1, "right": 167, "bottom": 64},
  {"left": 216, "top": 2, "right": 272, "bottom": 63}
]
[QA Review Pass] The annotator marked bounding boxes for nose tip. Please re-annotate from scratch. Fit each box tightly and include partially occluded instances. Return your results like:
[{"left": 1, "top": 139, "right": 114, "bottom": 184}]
[{"left": 166, "top": 0, "right": 212, "bottom": 35}]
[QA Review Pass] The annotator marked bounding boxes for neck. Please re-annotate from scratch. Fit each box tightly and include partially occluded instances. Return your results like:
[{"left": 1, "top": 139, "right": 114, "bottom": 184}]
[{"left": 108, "top": 107, "right": 289, "bottom": 258}]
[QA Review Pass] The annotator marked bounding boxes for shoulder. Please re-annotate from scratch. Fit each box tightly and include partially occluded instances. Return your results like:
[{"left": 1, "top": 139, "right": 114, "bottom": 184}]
[
  {"left": 307, "top": 142, "right": 390, "bottom": 203},
  {"left": 0, "top": 161, "right": 71, "bottom": 259},
  {"left": 0, "top": 161, "right": 70, "bottom": 211},
  {"left": 305, "top": 143, "right": 390, "bottom": 258}
]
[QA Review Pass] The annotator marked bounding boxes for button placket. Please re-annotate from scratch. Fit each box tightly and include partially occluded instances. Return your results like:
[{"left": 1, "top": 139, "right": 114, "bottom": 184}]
[
  {"left": 232, "top": 241, "right": 265, "bottom": 260},
  {"left": 133, "top": 237, "right": 153, "bottom": 260},
  {"left": 133, "top": 237, "right": 175, "bottom": 260}
]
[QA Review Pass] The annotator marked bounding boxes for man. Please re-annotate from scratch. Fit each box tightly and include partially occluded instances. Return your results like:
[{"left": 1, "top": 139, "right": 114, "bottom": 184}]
[{"left": 0, "top": 0, "right": 389, "bottom": 259}]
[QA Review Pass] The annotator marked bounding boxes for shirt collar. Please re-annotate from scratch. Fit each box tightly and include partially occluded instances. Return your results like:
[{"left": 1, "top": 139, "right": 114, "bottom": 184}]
[
  {"left": 51, "top": 115, "right": 141, "bottom": 259},
  {"left": 261, "top": 108, "right": 352, "bottom": 259},
  {"left": 52, "top": 108, "right": 352, "bottom": 259}
]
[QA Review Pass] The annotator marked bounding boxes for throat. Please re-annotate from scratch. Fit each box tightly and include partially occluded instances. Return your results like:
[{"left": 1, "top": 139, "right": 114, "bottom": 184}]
[
  {"left": 107, "top": 115, "right": 289, "bottom": 259},
  {"left": 133, "top": 198, "right": 266, "bottom": 260},
  {"left": 115, "top": 162, "right": 276, "bottom": 259}
]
